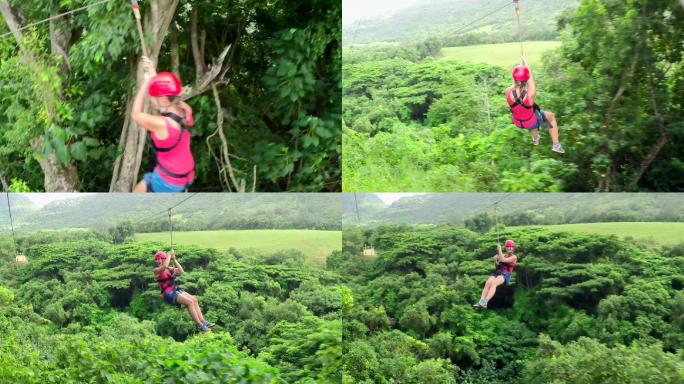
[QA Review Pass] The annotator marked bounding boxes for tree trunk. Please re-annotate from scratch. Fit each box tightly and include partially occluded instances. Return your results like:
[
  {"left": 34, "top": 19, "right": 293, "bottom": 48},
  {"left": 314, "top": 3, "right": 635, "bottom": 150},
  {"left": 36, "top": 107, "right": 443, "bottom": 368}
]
[
  {"left": 0, "top": 0, "right": 79, "bottom": 191},
  {"left": 109, "top": 0, "right": 180, "bottom": 192},
  {"left": 31, "top": 138, "right": 80, "bottom": 191},
  {"left": 633, "top": 72, "right": 669, "bottom": 186}
]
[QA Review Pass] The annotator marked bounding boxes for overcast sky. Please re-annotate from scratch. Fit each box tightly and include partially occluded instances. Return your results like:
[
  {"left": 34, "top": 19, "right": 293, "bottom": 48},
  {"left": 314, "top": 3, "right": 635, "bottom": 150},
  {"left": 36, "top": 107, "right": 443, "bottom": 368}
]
[
  {"left": 343, "top": 0, "right": 422, "bottom": 25},
  {"left": 375, "top": 193, "right": 425, "bottom": 205},
  {"left": 23, "top": 193, "right": 92, "bottom": 208}
]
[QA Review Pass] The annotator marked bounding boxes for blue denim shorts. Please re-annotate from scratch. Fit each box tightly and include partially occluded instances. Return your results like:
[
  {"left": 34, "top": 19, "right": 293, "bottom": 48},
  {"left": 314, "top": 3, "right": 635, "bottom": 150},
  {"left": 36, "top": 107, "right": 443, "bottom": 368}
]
[
  {"left": 163, "top": 288, "right": 185, "bottom": 307},
  {"left": 144, "top": 169, "right": 189, "bottom": 193},
  {"left": 492, "top": 270, "right": 512, "bottom": 285},
  {"left": 528, "top": 109, "right": 547, "bottom": 130}
]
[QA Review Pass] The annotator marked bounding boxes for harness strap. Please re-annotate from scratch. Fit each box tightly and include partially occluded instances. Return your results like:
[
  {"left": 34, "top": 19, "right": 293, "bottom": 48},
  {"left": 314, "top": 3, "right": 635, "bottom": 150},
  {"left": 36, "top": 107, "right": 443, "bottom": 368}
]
[
  {"left": 509, "top": 89, "right": 539, "bottom": 127},
  {"left": 148, "top": 111, "right": 193, "bottom": 182},
  {"left": 157, "top": 269, "right": 178, "bottom": 294},
  {"left": 510, "top": 89, "right": 532, "bottom": 109},
  {"left": 150, "top": 112, "right": 188, "bottom": 153},
  {"left": 156, "top": 161, "right": 192, "bottom": 179}
]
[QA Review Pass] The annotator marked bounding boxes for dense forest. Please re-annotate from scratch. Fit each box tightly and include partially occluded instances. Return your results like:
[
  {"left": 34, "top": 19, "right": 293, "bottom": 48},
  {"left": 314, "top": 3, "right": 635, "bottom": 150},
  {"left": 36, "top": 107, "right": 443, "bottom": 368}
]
[
  {"left": 0, "top": 0, "right": 341, "bottom": 192},
  {"left": 342, "top": 193, "right": 684, "bottom": 226},
  {"left": 0, "top": 193, "right": 342, "bottom": 233},
  {"left": 343, "top": 0, "right": 577, "bottom": 46},
  {"left": 343, "top": 0, "right": 684, "bottom": 192},
  {"left": 336, "top": 225, "right": 684, "bottom": 383},
  {"left": 0, "top": 229, "right": 342, "bottom": 382}
]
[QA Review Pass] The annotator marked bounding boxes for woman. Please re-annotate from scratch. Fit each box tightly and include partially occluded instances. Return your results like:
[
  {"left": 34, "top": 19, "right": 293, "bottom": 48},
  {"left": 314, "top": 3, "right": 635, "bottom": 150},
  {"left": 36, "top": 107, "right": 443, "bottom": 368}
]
[
  {"left": 132, "top": 56, "right": 195, "bottom": 192},
  {"left": 154, "top": 249, "right": 214, "bottom": 332},
  {"left": 506, "top": 56, "right": 565, "bottom": 154},
  {"left": 474, "top": 240, "right": 518, "bottom": 309}
]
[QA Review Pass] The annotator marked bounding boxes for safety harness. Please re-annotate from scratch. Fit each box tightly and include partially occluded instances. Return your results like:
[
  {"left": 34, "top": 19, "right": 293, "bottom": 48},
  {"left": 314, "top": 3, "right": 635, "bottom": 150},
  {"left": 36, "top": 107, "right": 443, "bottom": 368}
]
[
  {"left": 157, "top": 268, "right": 178, "bottom": 295},
  {"left": 508, "top": 89, "right": 539, "bottom": 128},
  {"left": 147, "top": 112, "right": 193, "bottom": 189}
]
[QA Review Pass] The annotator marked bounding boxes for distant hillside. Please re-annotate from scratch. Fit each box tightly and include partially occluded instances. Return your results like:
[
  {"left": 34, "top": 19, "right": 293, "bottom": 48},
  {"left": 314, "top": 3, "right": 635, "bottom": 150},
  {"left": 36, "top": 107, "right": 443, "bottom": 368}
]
[
  {"left": 341, "top": 193, "right": 387, "bottom": 224},
  {"left": 344, "top": 0, "right": 579, "bottom": 45},
  {"left": 342, "top": 193, "right": 684, "bottom": 226},
  {"left": 1, "top": 194, "right": 341, "bottom": 233}
]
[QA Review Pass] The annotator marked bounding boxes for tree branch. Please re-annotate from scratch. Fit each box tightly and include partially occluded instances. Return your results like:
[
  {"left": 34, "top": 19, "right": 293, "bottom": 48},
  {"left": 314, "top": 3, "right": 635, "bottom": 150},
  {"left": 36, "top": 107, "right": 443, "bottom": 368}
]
[
  {"left": 633, "top": 68, "right": 669, "bottom": 185},
  {"left": 180, "top": 44, "right": 231, "bottom": 101}
]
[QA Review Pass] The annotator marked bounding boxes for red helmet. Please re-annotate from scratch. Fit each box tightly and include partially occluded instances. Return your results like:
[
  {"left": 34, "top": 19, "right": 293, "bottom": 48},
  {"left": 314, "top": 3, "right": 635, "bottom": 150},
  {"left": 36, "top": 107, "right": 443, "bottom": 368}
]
[
  {"left": 505, "top": 240, "right": 516, "bottom": 248},
  {"left": 154, "top": 251, "right": 167, "bottom": 261},
  {"left": 148, "top": 72, "right": 182, "bottom": 97},
  {"left": 512, "top": 65, "right": 530, "bottom": 82}
]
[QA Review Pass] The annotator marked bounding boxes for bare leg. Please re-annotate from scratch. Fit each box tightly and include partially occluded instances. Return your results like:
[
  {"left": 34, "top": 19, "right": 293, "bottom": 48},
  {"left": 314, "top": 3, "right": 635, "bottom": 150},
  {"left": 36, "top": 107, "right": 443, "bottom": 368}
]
[
  {"left": 175, "top": 293, "right": 203, "bottom": 325},
  {"left": 191, "top": 295, "right": 206, "bottom": 323},
  {"left": 530, "top": 128, "right": 540, "bottom": 142},
  {"left": 133, "top": 180, "right": 147, "bottom": 193},
  {"left": 484, "top": 276, "right": 506, "bottom": 302},
  {"left": 180, "top": 292, "right": 206, "bottom": 323},
  {"left": 480, "top": 277, "right": 495, "bottom": 301},
  {"left": 544, "top": 111, "right": 560, "bottom": 145}
]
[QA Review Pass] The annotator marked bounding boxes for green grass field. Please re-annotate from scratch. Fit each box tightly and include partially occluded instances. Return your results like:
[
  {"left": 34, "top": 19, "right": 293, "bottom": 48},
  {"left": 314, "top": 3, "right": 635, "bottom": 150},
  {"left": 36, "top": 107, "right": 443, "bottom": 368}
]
[
  {"left": 516, "top": 222, "right": 684, "bottom": 247},
  {"left": 134, "top": 230, "right": 341, "bottom": 267},
  {"left": 438, "top": 41, "right": 561, "bottom": 68}
]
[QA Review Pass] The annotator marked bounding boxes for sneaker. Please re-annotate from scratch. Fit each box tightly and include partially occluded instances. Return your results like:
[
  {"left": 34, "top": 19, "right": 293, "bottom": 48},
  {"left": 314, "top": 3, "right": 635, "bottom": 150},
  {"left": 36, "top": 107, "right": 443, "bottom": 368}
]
[
  {"left": 197, "top": 324, "right": 210, "bottom": 333},
  {"left": 204, "top": 321, "right": 216, "bottom": 329},
  {"left": 473, "top": 303, "right": 482, "bottom": 308},
  {"left": 532, "top": 135, "right": 540, "bottom": 145},
  {"left": 552, "top": 143, "right": 565, "bottom": 153}
]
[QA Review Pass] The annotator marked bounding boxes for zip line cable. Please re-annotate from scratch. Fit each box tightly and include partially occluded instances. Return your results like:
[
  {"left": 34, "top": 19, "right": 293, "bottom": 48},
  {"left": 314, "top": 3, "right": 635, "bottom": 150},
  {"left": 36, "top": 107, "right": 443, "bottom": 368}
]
[
  {"left": 450, "top": 0, "right": 515, "bottom": 36},
  {"left": 5, "top": 192, "right": 18, "bottom": 257},
  {"left": 130, "top": 193, "right": 199, "bottom": 227},
  {"left": 0, "top": 0, "right": 112, "bottom": 39},
  {"left": 485, "top": 192, "right": 513, "bottom": 245},
  {"left": 167, "top": 193, "right": 198, "bottom": 212},
  {"left": 168, "top": 209, "right": 173, "bottom": 249},
  {"left": 513, "top": 0, "right": 525, "bottom": 56},
  {"left": 346, "top": 0, "right": 514, "bottom": 47}
]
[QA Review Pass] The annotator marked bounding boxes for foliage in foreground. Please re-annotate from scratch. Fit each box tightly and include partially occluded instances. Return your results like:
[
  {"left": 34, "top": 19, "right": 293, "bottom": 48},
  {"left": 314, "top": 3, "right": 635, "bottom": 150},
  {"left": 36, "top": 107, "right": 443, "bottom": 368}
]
[
  {"left": 0, "top": 235, "right": 343, "bottom": 383},
  {"left": 336, "top": 225, "right": 684, "bottom": 383}
]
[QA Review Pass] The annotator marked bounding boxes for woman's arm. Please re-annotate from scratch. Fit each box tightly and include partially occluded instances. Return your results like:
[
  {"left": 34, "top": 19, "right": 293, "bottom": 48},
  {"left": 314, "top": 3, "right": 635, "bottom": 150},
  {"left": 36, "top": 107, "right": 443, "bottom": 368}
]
[
  {"left": 170, "top": 249, "right": 184, "bottom": 275},
  {"left": 521, "top": 56, "right": 536, "bottom": 101},
  {"left": 499, "top": 254, "right": 517, "bottom": 264},
  {"left": 131, "top": 57, "right": 166, "bottom": 135}
]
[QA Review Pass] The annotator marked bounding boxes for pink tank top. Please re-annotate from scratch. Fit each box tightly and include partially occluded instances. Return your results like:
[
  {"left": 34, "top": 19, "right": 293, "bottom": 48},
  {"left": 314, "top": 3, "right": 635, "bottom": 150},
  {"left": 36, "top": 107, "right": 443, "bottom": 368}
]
[
  {"left": 507, "top": 89, "right": 538, "bottom": 128},
  {"left": 500, "top": 258, "right": 516, "bottom": 274},
  {"left": 151, "top": 111, "right": 195, "bottom": 185}
]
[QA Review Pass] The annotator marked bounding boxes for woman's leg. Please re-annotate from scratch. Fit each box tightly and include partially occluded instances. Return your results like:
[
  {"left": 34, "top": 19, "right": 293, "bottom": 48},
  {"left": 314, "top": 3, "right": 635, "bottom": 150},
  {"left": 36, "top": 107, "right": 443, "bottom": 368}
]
[
  {"left": 190, "top": 294, "right": 206, "bottom": 323},
  {"left": 179, "top": 292, "right": 205, "bottom": 323},
  {"left": 543, "top": 111, "right": 560, "bottom": 145},
  {"left": 484, "top": 275, "right": 506, "bottom": 302},
  {"left": 530, "top": 128, "right": 540, "bottom": 144},
  {"left": 175, "top": 293, "right": 203, "bottom": 325},
  {"left": 480, "top": 277, "right": 495, "bottom": 301},
  {"left": 133, "top": 180, "right": 147, "bottom": 192}
]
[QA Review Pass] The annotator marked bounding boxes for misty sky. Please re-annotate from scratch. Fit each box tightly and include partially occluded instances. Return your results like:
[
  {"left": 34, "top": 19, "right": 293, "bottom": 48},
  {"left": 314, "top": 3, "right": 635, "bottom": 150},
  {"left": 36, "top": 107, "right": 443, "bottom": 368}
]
[
  {"left": 375, "top": 193, "right": 425, "bottom": 205},
  {"left": 19, "top": 193, "right": 92, "bottom": 208},
  {"left": 343, "top": 0, "right": 422, "bottom": 25}
]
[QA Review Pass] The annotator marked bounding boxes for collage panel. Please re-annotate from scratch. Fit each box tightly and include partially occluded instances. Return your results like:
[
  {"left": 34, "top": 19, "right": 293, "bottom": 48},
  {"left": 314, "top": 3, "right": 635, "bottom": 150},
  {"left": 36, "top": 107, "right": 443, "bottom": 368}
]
[
  {"left": 340, "top": 193, "right": 684, "bottom": 383},
  {"left": 0, "top": 193, "right": 343, "bottom": 382},
  {"left": 342, "top": 0, "right": 684, "bottom": 192},
  {"left": 0, "top": 0, "right": 341, "bottom": 193}
]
